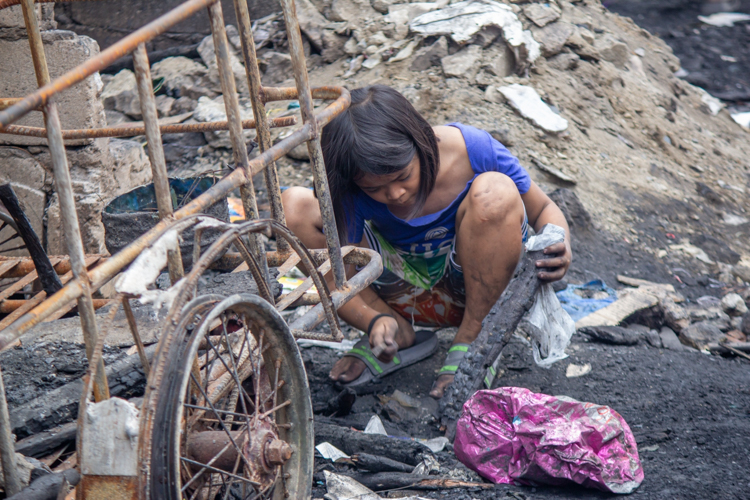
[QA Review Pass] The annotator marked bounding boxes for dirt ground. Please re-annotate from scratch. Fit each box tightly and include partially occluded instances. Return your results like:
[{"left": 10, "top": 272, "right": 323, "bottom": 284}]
[
  {"left": 306, "top": 335, "right": 750, "bottom": 499},
  {"left": 606, "top": 0, "right": 750, "bottom": 108}
]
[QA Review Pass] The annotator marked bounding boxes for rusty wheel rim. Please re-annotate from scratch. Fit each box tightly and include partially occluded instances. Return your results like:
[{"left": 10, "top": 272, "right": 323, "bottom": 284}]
[{"left": 150, "top": 294, "right": 313, "bottom": 500}]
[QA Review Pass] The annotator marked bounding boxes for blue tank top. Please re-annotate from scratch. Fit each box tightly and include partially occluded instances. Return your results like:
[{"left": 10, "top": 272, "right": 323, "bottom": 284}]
[{"left": 346, "top": 122, "right": 531, "bottom": 255}]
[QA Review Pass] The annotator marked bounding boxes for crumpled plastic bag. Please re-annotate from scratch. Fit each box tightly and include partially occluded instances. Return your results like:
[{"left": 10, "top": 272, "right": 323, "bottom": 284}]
[
  {"left": 524, "top": 225, "right": 575, "bottom": 367},
  {"left": 556, "top": 279, "right": 617, "bottom": 321},
  {"left": 454, "top": 387, "right": 644, "bottom": 494}
]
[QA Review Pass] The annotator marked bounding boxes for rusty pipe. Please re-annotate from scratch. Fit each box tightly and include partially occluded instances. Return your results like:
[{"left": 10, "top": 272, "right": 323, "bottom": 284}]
[
  {"left": 133, "top": 43, "right": 184, "bottom": 284},
  {"left": 0, "top": 298, "right": 108, "bottom": 313},
  {"left": 0, "top": 115, "right": 297, "bottom": 139},
  {"left": 0, "top": 89, "right": 350, "bottom": 349},
  {"left": 207, "top": 1, "right": 269, "bottom": 288},
  {"left": 0, "top": 0, "right": 221, "bottom": 127},
  {"left": 233, "top": 0, "right": 289, "bottom": 253},
  {"left": 280, "top": 0, "right": 346, "bottom": 290}
]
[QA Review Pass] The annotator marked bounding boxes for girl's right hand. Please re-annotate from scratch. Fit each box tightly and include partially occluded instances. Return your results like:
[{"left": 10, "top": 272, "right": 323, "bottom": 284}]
[{"left": 369, "top": 315, "right": 400, "bottom": 363}]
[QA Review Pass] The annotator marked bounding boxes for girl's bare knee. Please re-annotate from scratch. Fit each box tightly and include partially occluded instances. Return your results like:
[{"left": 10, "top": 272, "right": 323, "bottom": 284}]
[{"left": 466, "top": 173, "right": 522, "bottom": 224}]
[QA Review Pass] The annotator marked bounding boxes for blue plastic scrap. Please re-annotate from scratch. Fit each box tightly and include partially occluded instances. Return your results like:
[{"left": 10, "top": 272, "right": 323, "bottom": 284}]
[{"left": 555, "top": 280, "right": 617, "bottom": 321}]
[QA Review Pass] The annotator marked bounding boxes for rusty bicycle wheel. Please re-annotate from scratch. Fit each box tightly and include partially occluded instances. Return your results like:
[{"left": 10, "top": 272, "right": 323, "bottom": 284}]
[{"left": 146, "top": 293, "right": 313, "bottom": 500}]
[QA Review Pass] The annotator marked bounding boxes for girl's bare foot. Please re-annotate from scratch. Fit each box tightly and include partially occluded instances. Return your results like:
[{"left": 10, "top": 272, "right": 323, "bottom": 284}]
[
  {"left": 429, "top": 374, "right": 454, "bottom": 399},
  {"left": 329, "top": 316, "right": 414, "bottom": 383}
]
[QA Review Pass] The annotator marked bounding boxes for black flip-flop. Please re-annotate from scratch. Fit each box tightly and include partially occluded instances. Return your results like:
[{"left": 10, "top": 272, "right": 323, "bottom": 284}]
[{"left": 335, "top": 330, "right": 438, "bottom": 391}]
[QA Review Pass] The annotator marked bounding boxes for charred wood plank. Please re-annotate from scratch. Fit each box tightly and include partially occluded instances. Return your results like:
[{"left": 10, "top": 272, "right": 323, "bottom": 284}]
[
  {"left": 0, "top": 184, "right": 62, "bottom": 295},
  {"left": 350, "top": 472, "right": 492, "bottom": 491},
  {"left": 350, "top": 453, "right": 413, "bottom": 473},
  {"left": 439, "top": 247, "right": 548, "bottom": 438},
  {"left": 9, "top": 345, "right": 154, "bottom": 439},
  {"left": 14, "top": 423, "right": 76, "bottom": 459},
  {"left": 314, "top": 421, "right": 431, "bottom": 466},
  {"left": 6, "top": 469, "right": 79, "bottom": 500}
]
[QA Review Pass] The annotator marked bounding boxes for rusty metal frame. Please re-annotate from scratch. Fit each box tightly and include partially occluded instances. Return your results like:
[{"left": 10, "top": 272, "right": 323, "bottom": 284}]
[{"left": 0, "top": 0, "right": 381, "bottom": 496}]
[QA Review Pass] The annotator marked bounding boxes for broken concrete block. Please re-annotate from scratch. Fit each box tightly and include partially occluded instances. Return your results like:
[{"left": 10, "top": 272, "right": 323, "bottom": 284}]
[
  {"left": 679, "top": 321, "right": 724, "bottom": 350},
  {"left": 595, "top": 34, "right": 629, "bottom": 69},
  {"left": 482, "top": 41, "right": 515, "bottom": 77},
  {"left": 441, "top": 44, "right": 482, "bottom": 80},
  {"left": 523, "top": 3, "right": 561, "bottom": 27},
  {"left": 410, "top": 36, "right": 448, "bottom": 72},
  {"left": 531, "top": 21, "right": 575, "bottom": 57},
  {"left": 410, "top": 0, "right": 540, "bottom": 70},
  {"left": 46, "top": 192, "right": 108, "bottom": 255},
  {"left": 0, "top": 3, "right": 55, "bottom": 30},
  {"left": 108, "top": 139, "right": 152, "bottom": 195},
  {"left": 499, "top": 84, "right": 568, "bottom": 133},
  {"left": 193, "top": 95, "right": 255, "bottom": 149},
  {"left": 721, "top": 293, "right": 748, "bottom": 317},
  {"left": 101, "top": 69, "right": 141, "bottom": 119},
  {"left": 0, "top": 147, "right": 46, "bottom": 191},
  {"left": 197, "top": 31, "right": 248, "bottom": 95},
  {"left": 150, "top": 56, "right": 214, "bottom": 100},
  {"left": 0, "top": 30, "right": 106, "bottom": 147}
]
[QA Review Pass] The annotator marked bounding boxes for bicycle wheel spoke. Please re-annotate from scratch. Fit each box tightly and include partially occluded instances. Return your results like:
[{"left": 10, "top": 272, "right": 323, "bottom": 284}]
[{"left": 180, "top": 457, "right": 260, "bottom": 487}]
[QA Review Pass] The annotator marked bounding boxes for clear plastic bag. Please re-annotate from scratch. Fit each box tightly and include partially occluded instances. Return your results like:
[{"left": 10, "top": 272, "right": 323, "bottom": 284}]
[{"left": 524, "top": 224, "right": 575, "bottom": 367}]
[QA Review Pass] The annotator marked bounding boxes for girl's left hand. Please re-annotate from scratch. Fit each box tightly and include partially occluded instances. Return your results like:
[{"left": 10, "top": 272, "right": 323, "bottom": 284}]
[{"left": 536, "top": 240, "right": 572, "bottom": 281}]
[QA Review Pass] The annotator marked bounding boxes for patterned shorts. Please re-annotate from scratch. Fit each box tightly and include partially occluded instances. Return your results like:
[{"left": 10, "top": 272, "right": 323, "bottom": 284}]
[{"left": 363, "top": 210, "right": 528, "bottom": 328}]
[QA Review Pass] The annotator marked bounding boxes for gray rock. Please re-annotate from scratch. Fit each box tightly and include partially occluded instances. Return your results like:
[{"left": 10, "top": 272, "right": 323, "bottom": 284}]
[
  {"left": 197, "top": 31, "right": 248, "bottom": 95},
  {"left": 546, "top": 52, "right": 580, "bottom": 71},
  {"left": 659, "top": 326, "right": 683, "bottom": 351},
  {"left": 411, "top": 36, "right": 448, "bottom": 72},
  {"left": 531, "top": 21, "right": 575, "bottom": 57},
  {"left": 523, "top": 3, "right": 561, "bottom": 27},
  {"left": 261, "top": 51, "right": 294, "bottom": 85},
  {"left": 193, "top": 95, "right": 256, "bottom": 149},
  {"left": 154, "top": 94, "right": 174, "bottom": 118},
  {"left": 171, "top": 96, "right": 198, "bottom": 115},
  {"left": 721, "top": 293, "right": 748, "bottom": 317},
  {"left": 741, "top": 312, "right": 750, "bottom": 336},
  {"left": 321, "top": 29, "right": 347, "bottom": 63},
  {"left": 441, "top": 45, "right": 483, "bottom": 80},
  {"left": 732, "top": 265, "right": 750, "bottom": 283},
  {"left": 645, "top": 330, "right": 663, "bottom": 348},
  {"left": 101, "top": 69, "right": 141, "bottom": 119},
  {"left": 482, "top": 41, "right": 515, "bottom": 77},
  {"left": 679, "top": 321, "right": 724, "bottom": 350},
  {"left": 371, "top": 0, "right": 397, "bottom": 14},
  {"left": 595, "top": 34, "right": 629, "bottom": 69},
  {"left": 287, "top": 143, "right": 310, "bottom": 162},
  {"left": 150, "top": 56, "right": 214, "bottom": 100}
]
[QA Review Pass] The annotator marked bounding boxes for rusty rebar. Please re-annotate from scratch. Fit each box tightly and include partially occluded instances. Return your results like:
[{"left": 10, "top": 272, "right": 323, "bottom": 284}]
[
  {"left": 0, "top": 88, "right": 350, "bottom": 350},
  {"left": 0, "top": 362, "right": 21, "bottom": 496},
  {"left": 20, "top": 0, "right": 109, "bottom": 402},
  {"left": 133, "top": 43, "right": 184, "bottom": 284},
  {"left": 233, "top": 0, "right": 289, "bottom": 254},
  {"left": 279, "top": 0, "right": 346, "bottom": 289},
  {"left": 207, "top": 0, "right": 270, "bottom": 287},
  {"left": 0, "top": 115, "right": 296, "bottom": 139},
  {"left": 0, "top": 0, "right": 221, "bottom": 127}
]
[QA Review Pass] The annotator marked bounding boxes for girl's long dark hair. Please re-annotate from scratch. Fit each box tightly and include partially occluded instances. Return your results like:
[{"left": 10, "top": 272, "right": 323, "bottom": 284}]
[{"left": 321, "top": 85, "right": 440, "bottom": 243}]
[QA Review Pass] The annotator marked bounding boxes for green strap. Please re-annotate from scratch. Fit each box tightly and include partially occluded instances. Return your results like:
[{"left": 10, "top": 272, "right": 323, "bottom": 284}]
[
  {"left": 448, "top": 345, "right": 468, "bottom": 353},
  {"left": 349, "top": 347, "right": 383, "bottom": 374},
  {"left": 439, "top": 344, "right": 470, "bottom": 376}
]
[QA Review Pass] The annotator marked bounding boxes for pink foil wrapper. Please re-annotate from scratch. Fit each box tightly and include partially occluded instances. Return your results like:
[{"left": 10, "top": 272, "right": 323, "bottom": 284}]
[{"left": 454, "top": 387, "right": 644, "bottom": 494}]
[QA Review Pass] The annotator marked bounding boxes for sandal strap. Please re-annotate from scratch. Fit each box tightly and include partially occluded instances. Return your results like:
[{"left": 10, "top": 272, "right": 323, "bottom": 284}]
[{"left": 438, "top": 343, "right": 470, "bottom": 375}]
